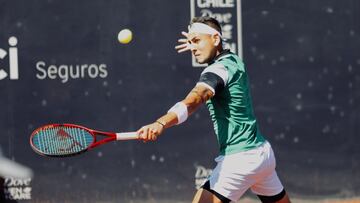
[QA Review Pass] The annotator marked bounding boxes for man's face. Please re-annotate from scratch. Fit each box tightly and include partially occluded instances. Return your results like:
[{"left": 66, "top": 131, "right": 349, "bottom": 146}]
[{"left": 187, "top": 33, "right": 217, "bottom": 64}]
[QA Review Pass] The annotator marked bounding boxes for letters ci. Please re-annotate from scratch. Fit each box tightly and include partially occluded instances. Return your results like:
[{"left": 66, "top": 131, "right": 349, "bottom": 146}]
[{"left": 0, "top": 37, "right": 19, "bottom": 80}]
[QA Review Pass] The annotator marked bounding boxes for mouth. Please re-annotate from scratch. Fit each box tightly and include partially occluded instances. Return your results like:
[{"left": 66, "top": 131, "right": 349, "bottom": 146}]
[{"left": 194, "top": 54, "right": 203, "bottom": 63}]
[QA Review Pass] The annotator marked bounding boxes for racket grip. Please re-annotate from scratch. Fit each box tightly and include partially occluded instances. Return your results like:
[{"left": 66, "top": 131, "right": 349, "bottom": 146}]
[{"left": 116, "top": 132, "right": 139, "bottom": 140}]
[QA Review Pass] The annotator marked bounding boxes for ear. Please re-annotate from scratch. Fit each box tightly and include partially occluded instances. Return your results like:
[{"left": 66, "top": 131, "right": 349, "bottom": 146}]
[{"left": 212, "top": 34, "right": 221, "bottom": 47}]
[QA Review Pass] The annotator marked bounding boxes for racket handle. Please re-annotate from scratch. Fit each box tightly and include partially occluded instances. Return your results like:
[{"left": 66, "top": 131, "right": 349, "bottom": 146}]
[{"left": 116, "top": 132, "right": 139, "bottom": 140}]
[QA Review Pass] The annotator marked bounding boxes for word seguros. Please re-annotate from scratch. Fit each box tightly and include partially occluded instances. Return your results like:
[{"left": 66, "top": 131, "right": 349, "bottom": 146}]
[
  {"left": 36, "top": 61, "right": 108, "bottom": 83},
  {"left": 1, "top": 36, "right": 109, "bottom": 83}
]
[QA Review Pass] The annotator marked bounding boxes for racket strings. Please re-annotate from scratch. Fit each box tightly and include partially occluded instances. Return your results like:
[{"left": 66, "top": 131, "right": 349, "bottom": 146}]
[{"left": 32, "top": 126, "right": 93, "bottom": 155}]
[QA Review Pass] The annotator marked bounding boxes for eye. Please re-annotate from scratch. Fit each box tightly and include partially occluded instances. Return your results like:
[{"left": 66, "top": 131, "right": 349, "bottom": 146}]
[{"left": 192, "top": 38, "right": 200, "bottom": 44}]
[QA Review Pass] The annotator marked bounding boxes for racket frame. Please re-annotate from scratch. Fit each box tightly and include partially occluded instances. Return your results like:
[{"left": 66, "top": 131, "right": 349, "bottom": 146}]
[{"left": 30, "top": 123, "right": 138, "bottom": 157}]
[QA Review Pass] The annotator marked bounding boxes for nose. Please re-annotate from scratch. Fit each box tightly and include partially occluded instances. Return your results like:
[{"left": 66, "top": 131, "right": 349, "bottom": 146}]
[
  {"left": 189, "top": 43, "right": 196, "bottom": 52},
  {"left": 189, "top": 44, "right": 198, "bottom": 56}
]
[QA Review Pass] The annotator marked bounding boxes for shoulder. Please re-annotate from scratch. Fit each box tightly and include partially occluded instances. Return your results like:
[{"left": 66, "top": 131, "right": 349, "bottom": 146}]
[
  {"left": 219, "top": 53, "right": 244, "bottom": 70},
  {"left": 216, "top": 54, "right": 247, "bottom": 85},
  {"left": 201, "top": 62, "right": 229, "bottom": 85}
]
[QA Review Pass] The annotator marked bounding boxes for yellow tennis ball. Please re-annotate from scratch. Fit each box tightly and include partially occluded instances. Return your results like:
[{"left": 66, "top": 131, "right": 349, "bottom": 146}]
[{"left": 118, "top": 29, "right": 133, "bottom": 44}]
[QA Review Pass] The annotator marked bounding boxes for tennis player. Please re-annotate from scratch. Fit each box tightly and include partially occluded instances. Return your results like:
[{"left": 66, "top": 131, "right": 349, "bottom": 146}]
[{"left": 137, "top": 16, "right": 291, "bottom": 203}]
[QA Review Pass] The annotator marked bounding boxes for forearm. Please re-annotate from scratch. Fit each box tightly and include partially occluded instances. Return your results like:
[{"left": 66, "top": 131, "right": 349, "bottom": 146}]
[
  {"left": 155, "top": 85, "right": 213, "bottom": 130},
  {"left": 183, "top": 87, "right": 211, "bottom": 115},
  {"left": 155, "top": 112, "right": 178, "bottom": 129}
]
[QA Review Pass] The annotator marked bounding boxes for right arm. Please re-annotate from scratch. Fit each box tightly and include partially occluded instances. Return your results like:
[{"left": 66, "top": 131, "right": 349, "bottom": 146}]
[{"left": 137, "top": 84, "right": 214, "bottom": 141}]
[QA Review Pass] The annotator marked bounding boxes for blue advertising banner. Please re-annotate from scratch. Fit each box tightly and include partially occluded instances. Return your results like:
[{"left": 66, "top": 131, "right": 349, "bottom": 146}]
[{"left": 0, "top": 0, "right": 359, "bottom": 202}]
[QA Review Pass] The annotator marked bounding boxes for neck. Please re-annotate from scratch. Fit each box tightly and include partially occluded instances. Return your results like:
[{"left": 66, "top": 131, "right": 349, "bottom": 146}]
[
  {"left": 215, "top": 46, "right": 224, "bottom": 57},
  {"left": 212, "top": 46, "right": 224, "bottom": 60},
  {"left": 209, "top": 48, "right": 230, "bottom": 65}
]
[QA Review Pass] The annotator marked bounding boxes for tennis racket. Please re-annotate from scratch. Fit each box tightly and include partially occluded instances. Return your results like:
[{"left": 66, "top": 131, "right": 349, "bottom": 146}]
[{"left": 30, "top": 123, "right": 139, "bottom": 157}]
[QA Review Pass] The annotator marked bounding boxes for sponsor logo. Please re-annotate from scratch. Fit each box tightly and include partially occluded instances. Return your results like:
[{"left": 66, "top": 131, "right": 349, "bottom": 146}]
[
  {"left": 197, "top": 0, "right": 235, "bottom": 8},
  {"left": 1, "top": 37, "right": 108, "bottom": 83},
  {"left": 190, "top": 0, "right": 242, "bottom": 67},
  {"left": 3, "top": 177, "right": 32, "bottom": 200},
  {"left": 195, "top": 165, "right": 212, "bottom": 189},
  {"left": 35, "top": 61, "right": 108, "bottom": 83},
  {"left": 0, "top": 37, "right": 19, "bottom": 80}
]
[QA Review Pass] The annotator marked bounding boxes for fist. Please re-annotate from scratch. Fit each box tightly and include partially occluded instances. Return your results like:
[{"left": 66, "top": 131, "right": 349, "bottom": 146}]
[{"left": 137, "top": 122, "right": 164, "bottom": 142}]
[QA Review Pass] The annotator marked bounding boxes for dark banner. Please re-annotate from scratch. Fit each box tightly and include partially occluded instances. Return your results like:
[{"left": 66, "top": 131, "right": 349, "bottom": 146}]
[
  {"left": 190, "top": 0, "right": 243, "bottom": 67},
  {"left": 0, "top": 0, "right": 359, "bottom": 202}
]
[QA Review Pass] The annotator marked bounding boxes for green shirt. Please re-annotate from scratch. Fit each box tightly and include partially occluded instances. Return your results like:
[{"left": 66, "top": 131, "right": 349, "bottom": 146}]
[{"left": 202, "top": 51, "right": 266, "bottom": 155}]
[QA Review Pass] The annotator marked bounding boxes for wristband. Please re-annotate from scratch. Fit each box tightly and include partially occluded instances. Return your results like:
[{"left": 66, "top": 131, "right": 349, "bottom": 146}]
[{"left": 168, "top": 102, "right": 188, "bottom": 124}]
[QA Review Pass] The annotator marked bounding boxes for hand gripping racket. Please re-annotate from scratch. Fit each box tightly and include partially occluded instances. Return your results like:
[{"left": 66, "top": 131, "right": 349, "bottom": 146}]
[{"left": 30, "top": 123, "right": 139, "bottom": 157}]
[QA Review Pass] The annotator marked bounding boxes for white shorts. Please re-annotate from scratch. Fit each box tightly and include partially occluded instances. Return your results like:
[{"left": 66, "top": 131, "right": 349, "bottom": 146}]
[{"left": 207, "top": 141, "right": 284, "bottom": 202}]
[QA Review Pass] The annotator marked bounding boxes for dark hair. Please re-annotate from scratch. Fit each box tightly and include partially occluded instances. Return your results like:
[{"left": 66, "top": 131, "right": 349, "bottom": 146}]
[{"left": 190, "top": 16, "right": 222, "bottom": 34}]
